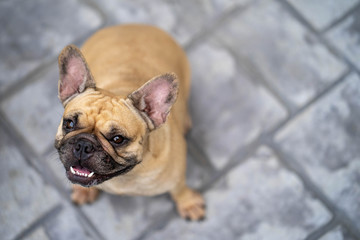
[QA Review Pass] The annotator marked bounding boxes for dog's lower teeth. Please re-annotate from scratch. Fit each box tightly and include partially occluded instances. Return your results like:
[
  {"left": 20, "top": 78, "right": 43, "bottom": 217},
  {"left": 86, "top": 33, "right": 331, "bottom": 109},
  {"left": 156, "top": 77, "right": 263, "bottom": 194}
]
[{"left": 70, "top": 167, "right": 94, "bottom": 178}]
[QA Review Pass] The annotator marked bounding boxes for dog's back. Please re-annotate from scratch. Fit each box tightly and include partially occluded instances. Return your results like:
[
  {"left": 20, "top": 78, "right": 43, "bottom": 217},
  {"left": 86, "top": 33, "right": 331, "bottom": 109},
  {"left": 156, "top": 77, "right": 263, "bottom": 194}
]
[{"left": 81, "top": 25, "right": 191, "bottom": 132}]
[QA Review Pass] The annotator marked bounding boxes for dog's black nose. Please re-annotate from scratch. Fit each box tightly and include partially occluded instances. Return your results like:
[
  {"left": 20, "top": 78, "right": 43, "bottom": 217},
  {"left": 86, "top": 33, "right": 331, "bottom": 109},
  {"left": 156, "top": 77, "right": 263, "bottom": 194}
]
[{"left": 73, "top": 139, "right": 95, "bottom": 160}]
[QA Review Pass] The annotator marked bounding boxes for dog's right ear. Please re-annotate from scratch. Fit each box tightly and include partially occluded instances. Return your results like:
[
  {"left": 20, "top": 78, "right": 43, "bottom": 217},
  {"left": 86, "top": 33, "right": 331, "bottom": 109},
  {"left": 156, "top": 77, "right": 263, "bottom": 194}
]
[
  {"left": 58, "top": 44, "right": 96, "bottom": 106},
  {"left": 127, "top": 73, "right": 179, "bottom": 130}
]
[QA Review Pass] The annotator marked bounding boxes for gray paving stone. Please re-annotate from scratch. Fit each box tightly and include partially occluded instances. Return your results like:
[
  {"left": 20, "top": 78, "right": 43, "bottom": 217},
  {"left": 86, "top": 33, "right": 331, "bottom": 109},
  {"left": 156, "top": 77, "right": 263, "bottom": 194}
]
[
  {"left": 327, "top": 7, "right": 360, "bottom": 69},
  {"left": 24, "top": 228, "right": 49, "bottom": 240},
  {"left": 1, "top": 64, "right": 63, "bottom": 155},
  {"left": 96, "top": 0, "right": 251, "bottom": 45},
  {"left": 81, "top": 193, "right": 172, "bottom": 240},
  {"left": 188, "top": 41, "right": 287, "bottom": 169},
  {"left": 0, "top": 0, "right": 102, "bottom": 95},
  {"left": 44, "top": 204, "right": 95, "bottom": 240},
  {"left": 0, "top": 127, "right": 59, "bottom": 240},
  {"left": 144, "top": 146, "right": 331, "bottom": 240},
  {"left": 288, "top": 0, "right": 359, "bottom": 30},
  {"left": 275, "top": 73, "right": 360, "bottom": 231},
  {"left": 45, "top": 150, "right": 73, "bottom": 191},
  {"left": 213, "top": 0, "right": 347, "bottom": 107},
  {"left": 319, "top": 226, "right": 356, "bottom": 240},
  {"left": 186, "top": 148, "right": 214, "bottom": 190}
]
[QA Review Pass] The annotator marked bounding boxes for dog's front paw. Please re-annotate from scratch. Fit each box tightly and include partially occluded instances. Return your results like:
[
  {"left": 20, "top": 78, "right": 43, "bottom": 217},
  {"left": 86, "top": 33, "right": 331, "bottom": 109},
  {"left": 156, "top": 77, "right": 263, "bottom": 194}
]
[
  {"left": 71, "top": 184, "right": 99, "bottom": 205},
  {"left": 172, "top": 187, "right": 206, "bottom": 221}
]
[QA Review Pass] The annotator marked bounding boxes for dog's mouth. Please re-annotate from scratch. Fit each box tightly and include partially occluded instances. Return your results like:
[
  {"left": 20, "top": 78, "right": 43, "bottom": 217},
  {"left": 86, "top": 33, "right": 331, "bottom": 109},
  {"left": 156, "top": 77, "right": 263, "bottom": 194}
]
[{"left": 66, "top": 165, "right": 136, "bottom": 187}]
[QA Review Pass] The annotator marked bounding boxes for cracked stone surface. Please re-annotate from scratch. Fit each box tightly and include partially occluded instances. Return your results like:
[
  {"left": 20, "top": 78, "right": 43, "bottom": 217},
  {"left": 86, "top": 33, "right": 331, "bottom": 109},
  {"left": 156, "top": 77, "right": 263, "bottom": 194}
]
[
  {"left": 275, "top": 73, "right": 360, "bottom": 231},
  {"left": 144, "top": 146, "right": 331, "bottom": 240}
]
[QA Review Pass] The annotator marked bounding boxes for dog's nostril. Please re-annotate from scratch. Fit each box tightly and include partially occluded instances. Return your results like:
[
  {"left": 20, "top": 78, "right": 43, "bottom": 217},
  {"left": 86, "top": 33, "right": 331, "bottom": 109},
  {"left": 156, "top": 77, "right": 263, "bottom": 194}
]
[
  {"left": 75, "top": 143, "right": 81, "bottom": 151},
  {"left": 84, "top": 145, "right": 94, "bottom": 153}
]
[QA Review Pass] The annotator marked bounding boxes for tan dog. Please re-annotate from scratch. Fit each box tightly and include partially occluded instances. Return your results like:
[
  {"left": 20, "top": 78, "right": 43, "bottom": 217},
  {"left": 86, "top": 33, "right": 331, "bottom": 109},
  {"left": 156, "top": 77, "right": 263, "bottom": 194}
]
[{"left": 54, "top": 24, "right": 205, "bottom": 221}]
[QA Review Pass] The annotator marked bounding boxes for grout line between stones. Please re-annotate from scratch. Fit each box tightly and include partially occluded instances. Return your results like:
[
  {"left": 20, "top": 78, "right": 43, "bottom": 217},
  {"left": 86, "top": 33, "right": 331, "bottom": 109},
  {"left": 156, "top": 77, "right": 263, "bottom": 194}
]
[
  {"left": 0, "top": 58, "right": 57, "bottom": 103},
  {"left": 278, "top": 0, "right": 319, "bottom": 34},
  {"left": 305, "top": 217, "right": 339, "bottom": 240},
  {"left": 202, "top": 139, "right": 261, "bottom": 192},
  {"left": 79, "top": 0, "right": 110, "bottom": 27},
  {"left": 279, "top": 0, "right": 360, "bottom": 77},
  {"left": 318, "top": 35, "right": 360, "bottom": 78},
  {"left": 219, "top": 40, "right": 296, "bottom": 116},
  {"left": 70, "top": 205, "right": 107, "bottom": 240},
  {"left": 321, "top": 2, "right": 360, "bottom": 34},
  {"left": 266, "top": 69, "right": 352, "bottom": 136},
  {"left": 187, "top": 135, "right": 216, "bottom": 171},
  {"left": 183, "top": 0, "right": 259, "bottom": 52},
  {"left": 266, "top": 140, "right": 360, "bottom": 239},
  {"left": 0, "top": 21, "right": 106, "bottom": 105},
  {"left": 0, "top": 111, "right": 44, "bottom": 176},
  {"left": 134, "top": 211, "right": 177, "bottom": 240},
  {"left": 14, "top": 204, "right": 63, "bottom": 240},
  {"left": 283, "top": 0, "right": 360, "bottom": 35}
]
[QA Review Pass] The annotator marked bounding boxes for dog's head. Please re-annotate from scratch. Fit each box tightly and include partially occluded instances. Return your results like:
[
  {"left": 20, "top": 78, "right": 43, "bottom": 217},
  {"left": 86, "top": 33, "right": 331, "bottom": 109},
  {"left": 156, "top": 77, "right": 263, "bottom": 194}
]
[{"left": 54, "top": 45, "right": 178, "bottom": 187}]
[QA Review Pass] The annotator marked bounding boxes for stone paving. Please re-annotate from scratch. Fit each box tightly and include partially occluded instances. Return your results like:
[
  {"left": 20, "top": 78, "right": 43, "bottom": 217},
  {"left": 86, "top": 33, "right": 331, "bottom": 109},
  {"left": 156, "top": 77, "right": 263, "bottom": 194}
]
[{"left": 1, "top": 0, "right": 360, "bottom": 239}]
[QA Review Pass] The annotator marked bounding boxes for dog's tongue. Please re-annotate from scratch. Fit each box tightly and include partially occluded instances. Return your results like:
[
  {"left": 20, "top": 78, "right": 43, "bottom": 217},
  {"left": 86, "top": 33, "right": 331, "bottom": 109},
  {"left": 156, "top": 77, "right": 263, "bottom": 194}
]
[{"left": 72, "top": 166, "right": 91, "bottom": 174}]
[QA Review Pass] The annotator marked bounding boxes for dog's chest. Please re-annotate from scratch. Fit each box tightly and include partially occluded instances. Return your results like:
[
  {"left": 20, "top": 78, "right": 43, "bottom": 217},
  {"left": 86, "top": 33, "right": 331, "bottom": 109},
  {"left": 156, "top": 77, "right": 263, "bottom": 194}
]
[{"left": 96, "top": 168, "right": 175, "bottom": 196}]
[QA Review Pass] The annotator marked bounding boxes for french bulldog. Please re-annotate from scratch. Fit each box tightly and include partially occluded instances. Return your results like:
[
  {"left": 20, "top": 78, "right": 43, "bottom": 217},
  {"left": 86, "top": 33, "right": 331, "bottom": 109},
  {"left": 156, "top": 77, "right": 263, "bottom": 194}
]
[{"left": 54, "top": 24, "right": 205, "bottom": 221}]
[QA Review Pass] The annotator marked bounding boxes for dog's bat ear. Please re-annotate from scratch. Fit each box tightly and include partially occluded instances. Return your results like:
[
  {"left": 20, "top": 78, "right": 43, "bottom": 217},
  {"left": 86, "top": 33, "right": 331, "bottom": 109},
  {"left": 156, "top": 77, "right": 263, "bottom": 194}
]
[
  {"left": 128, "top": 73, "right": 179, "bottom": 130},
  {"left": 57, "top": 44, "right": 96, "bottom": 106}
]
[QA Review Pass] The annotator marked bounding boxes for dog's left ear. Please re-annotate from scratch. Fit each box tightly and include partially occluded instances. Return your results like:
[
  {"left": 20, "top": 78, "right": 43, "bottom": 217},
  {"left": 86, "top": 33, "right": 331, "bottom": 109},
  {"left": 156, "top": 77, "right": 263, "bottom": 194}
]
[
  {"left": 57, "top": 44, "right": 96, "bottom": 105},
  {"left": 128, "top": 73, "right": 179, "bottom": 130}
]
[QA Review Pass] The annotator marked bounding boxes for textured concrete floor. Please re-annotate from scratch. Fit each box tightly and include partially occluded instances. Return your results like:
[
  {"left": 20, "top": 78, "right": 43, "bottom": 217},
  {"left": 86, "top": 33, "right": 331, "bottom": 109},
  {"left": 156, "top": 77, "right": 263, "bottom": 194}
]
[{"left": 1, "top": 0, "right": 360, "bottom": 239}]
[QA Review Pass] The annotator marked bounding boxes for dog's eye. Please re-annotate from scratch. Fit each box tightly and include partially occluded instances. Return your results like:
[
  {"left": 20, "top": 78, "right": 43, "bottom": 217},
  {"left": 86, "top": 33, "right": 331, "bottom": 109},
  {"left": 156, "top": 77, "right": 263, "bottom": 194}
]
[
  {"left": 63, "top": 119, "right": 75, "bottom": 130},
  {"left": 112, "top": 135, "right": 125, "bottom": 145}
]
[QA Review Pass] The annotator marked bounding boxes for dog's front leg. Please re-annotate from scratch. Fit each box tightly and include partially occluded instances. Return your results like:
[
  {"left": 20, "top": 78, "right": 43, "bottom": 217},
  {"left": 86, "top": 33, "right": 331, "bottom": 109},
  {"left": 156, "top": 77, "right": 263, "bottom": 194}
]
[
  {"left": 71, "top": 184, "right": 100, "bottom": 205},
  {"left": 170, "top": 182, "right": 206, "bottom": 221}
]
